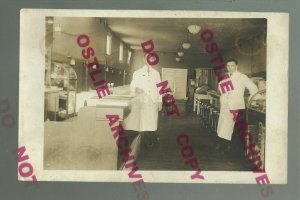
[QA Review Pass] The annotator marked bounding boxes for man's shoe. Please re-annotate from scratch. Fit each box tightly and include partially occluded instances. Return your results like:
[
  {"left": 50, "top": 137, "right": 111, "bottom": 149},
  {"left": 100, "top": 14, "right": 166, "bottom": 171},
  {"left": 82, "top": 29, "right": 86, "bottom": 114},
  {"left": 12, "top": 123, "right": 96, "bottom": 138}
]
[
  {"left": 220, "top": 145, "right": 231, "bottom": 155},
  {"left": 146, "top": 142, "right": 154, "bottom": 150},
  {"left": 215, "top": 143, "right": 222, "bottom": 151}
]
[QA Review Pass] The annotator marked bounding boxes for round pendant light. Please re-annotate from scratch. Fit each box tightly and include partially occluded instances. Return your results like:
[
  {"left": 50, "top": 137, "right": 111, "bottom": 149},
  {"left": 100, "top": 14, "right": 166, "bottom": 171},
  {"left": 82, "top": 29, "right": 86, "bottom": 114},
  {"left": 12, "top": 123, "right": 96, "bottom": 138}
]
[
  {"left": 178, "top": 51, "right": 184, "bottom": 57},
  {"left": 70, "top": 58, "right": 75, "bottom": 66},
  {"left": 182, "top": 42, "right": 191, "bottom": 49},
  {"left": 187, "top": 25, "right": 201, "bottom": 34}
]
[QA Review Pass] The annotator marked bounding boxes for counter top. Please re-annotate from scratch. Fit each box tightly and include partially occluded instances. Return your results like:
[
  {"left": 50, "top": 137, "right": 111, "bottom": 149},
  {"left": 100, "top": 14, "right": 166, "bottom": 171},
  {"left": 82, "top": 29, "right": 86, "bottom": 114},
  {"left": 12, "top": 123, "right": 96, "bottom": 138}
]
[
  {"left": 247, "top": 106, "right": 266, "bottom": 114},
  {"left": 89, "top": 94, "right": 136, "bottom": 120},
  {"left": 87, "top": 94, "right": 136, "bottom": 107},
  {"left": 206, "top": 90, "right": 220, "bottom": 98}
]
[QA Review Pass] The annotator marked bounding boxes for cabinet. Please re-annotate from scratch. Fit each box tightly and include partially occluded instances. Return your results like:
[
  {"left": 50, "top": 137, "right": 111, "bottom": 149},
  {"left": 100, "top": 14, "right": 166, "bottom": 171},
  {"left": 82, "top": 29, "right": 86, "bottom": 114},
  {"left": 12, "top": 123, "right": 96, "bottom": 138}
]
[
  {"left": 246, "top": 89, "right": 266, "bottom": 169},
  {"left": 47, "top": 62, "right": 77, "bottom": 120},
  {"left": 45, "top": 87, "right": 63, "bottom": 121}
]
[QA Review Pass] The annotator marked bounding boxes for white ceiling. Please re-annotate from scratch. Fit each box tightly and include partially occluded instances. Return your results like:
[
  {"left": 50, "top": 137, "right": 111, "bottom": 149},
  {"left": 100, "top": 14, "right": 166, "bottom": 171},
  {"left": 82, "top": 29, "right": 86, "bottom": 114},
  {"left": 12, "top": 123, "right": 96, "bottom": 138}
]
[{"left": 105, "top": 18, "right": 267, "bottom": 54}]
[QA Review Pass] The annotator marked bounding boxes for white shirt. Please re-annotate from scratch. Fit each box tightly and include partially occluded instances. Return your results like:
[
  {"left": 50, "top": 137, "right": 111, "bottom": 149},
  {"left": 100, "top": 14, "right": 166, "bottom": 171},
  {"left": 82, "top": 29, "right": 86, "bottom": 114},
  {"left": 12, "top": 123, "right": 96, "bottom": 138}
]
[
  {"left": 218, "top": 70, "right": 258, "bottom": 110},
  {"left": 130, "top": 65, "right": 162, "bottom": 103}
]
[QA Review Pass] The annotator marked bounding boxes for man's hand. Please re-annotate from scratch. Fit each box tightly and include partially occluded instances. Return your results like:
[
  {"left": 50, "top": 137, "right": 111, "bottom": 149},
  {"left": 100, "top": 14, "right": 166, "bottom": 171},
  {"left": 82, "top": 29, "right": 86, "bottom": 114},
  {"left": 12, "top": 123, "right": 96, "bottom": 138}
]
[
  {"left": 248, "top": 93, "right": 264, "bottom": 105},
  {"left": 135, "top": 87, "right": 145, "bottom": 94}
]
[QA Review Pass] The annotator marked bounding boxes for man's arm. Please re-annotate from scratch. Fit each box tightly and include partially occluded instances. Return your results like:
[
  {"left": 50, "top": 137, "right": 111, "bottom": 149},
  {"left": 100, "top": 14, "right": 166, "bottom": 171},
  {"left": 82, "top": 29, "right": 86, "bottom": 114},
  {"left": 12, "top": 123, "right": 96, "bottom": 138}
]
[
  {"left": 242, "top": 74, "right": 258, "bottom": 100},
  {"left": 155, "top": 71, "right": 163, "bottom": 111},
  {"left": 155, "top": 71, "right": 163, "bottom": 103}
]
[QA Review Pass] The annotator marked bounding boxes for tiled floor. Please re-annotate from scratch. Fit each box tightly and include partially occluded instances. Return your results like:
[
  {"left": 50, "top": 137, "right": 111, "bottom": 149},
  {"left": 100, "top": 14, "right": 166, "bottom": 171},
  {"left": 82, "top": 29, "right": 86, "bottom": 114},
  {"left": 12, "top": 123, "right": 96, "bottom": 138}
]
[{"left": 137, "top": 103, "right": 252, "bottom": 171}]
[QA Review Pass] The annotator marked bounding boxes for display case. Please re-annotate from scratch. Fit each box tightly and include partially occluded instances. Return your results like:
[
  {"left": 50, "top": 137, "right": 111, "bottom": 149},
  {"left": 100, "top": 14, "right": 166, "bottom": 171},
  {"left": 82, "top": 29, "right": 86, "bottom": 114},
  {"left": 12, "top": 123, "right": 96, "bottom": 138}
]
[
  {"left": 246, "top": 89, "right": 266, "bottom": 169},
  {"left": 48, "top": 62, "right": 77, "bottom": 120}
]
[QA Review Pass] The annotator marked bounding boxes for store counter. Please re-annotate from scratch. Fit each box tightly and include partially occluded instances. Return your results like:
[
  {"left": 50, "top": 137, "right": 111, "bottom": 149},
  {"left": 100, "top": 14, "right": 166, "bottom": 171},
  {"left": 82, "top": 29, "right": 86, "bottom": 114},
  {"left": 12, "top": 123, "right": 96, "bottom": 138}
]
[{"left": 44, "top": 94, "right": 138, "bottom": 170}]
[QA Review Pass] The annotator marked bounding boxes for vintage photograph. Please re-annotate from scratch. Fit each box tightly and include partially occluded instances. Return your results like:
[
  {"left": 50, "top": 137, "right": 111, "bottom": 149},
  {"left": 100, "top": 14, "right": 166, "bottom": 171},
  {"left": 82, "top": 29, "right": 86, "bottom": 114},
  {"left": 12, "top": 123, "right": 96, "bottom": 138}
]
[{"left": 19, "top": 10, "right": 288, "bottom": 183}]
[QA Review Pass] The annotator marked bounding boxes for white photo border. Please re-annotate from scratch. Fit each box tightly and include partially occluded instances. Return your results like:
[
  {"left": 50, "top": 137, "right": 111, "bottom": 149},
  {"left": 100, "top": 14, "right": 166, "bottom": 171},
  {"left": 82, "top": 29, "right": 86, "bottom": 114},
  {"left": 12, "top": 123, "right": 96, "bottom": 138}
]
[{"left": 19, "top": 9, "right": 288, "bottom": 184}]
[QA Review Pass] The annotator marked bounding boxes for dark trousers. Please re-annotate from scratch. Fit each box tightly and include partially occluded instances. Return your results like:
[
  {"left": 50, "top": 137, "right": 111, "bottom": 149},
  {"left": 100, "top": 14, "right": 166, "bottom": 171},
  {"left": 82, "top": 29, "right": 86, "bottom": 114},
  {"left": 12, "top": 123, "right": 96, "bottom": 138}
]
[
  {"left": 232, "top": 109, "right": 247, "bottom": 156},
  {"left": 141, "top": 131, "right": 158, "bottom": 149}
]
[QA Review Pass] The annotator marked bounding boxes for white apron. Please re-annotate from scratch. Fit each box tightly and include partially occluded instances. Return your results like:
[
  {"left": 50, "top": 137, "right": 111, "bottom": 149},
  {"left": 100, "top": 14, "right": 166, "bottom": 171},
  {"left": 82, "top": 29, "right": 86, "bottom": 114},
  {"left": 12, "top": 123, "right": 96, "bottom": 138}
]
[
  {"left": 123, "top": 65, "right": 161, "bottom": 132},
  {"left": 217, "top": 71, "right": 258, "bottom": 140},
  {"left": 123, "top": 96, "right": 159, "bottom": 132},
  {"left": 217, "top": 99, "right": 235, "bottom": 140}
]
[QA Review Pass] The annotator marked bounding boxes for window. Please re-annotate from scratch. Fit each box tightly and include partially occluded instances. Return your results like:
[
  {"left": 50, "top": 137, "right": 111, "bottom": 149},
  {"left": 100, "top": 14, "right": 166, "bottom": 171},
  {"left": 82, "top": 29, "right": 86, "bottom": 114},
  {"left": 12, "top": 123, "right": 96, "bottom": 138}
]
[
  {"left": 127, "top": 50, "right": 132, "bottom": 65},
  {"left": 119, "top": 42, "right": 124, "bottom": 62},
  {"left": 106, "top": 33, "right": 112, "bottom": 55}
]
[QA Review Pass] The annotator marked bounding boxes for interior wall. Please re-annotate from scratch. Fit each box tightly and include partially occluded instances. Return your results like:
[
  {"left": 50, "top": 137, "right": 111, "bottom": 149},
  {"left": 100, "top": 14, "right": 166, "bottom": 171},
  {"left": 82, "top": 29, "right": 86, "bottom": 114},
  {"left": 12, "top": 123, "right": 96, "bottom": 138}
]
[
  {"left": 49, "top": 18, "right": 266, "bottom": 90},
  {"left": 50, "top": 17, "right": 132, "bottom": 90},
  {"left": 222, "top": 33, "right": 267, "bottom": 76},
  {"left": 52, "top": 17, "right": 106, "bottom": 64},
  {"left": 207, "top": 33, "right": 266, "bottom": 91},
  {"left": 129, "top": 50, "right": 211, "bottom": 75},
  {"left": 106, "top": 32, "right": 130, "bottom": 69}
]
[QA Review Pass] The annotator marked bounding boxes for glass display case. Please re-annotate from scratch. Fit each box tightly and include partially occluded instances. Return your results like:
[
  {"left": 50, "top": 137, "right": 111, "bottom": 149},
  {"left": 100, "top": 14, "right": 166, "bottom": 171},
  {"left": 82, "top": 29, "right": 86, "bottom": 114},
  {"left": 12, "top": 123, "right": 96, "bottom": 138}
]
[
  {"left": 246, "top": 89, "right": 266, "bottom": 169},
  {"left": 49, "top": 62, "right": 77, "bottom": 120}
]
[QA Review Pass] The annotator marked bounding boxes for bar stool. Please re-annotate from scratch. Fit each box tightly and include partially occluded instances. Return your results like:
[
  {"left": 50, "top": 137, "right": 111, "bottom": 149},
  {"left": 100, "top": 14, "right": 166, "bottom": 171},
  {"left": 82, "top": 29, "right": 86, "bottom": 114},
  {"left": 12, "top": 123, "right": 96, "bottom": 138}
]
[
  {"left": 212, "top": 110, "right": 220, "bottom": 134},
  {"left": 196, "top": 98, "right": 201, "bottom": 115},
  {"left": 208, "top": 107, "right": 216, "bottom": 131},
  {"left": 207, "top": 106, "right": 213, "bottom": 130},
  {"left": 204, "top": 104, "right": 212, "bottom": 128},
  {"left": 199, "top": 101, "right": 205, "bottom": 118},
  {"left": 198, "top": 100, "right": 206, "bottom": 127}
]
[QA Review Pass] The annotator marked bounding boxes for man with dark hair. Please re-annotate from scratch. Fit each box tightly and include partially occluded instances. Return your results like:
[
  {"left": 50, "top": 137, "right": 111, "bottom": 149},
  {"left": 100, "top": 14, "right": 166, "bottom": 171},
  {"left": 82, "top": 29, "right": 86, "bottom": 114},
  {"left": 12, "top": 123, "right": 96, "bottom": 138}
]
[
  {"left": 123, "top": 52, "right": 162, "bottom": 150},
  {"left": 215, "top": 58, "right": 258, "bottom": 154},
  {"left": 226, "top": 58, "right": 238, "bottom": 65}
]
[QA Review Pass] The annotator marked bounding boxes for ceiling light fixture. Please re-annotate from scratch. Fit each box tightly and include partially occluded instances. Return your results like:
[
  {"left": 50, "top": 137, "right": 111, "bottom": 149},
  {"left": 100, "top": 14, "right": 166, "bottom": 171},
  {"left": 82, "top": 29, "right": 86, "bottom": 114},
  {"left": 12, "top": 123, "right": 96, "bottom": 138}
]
[
  {"left": 70, "top": 57, "right": 75, "bottom": 66},
  {"left": 187, "top": 25, "right": 201, "bottom": 34},
  {"left": 178, "top": 51, "right": 184, "bottom": 57},
  {"left": 182, "top": 42, "right": 191, "bottom": 49}
]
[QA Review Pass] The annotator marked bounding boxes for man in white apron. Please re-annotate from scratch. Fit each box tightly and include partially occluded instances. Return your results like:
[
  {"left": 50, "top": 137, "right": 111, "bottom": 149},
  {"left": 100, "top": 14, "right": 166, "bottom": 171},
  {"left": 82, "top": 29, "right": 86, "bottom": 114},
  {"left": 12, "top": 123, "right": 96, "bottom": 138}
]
[
  {"left": 123, "top": 58, "right": 162, "bottom": 149},
  {"left": 216, "top": 59, "right": 258, "bottom": 154}
]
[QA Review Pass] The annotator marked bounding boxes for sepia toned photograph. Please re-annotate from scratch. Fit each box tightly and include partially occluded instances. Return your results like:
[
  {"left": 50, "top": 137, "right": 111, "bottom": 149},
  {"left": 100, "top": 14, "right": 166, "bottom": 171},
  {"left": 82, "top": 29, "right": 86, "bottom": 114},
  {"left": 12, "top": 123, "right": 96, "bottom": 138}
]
[{"left": 19, "top": 9, "right": 288, "bottom": 184}]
